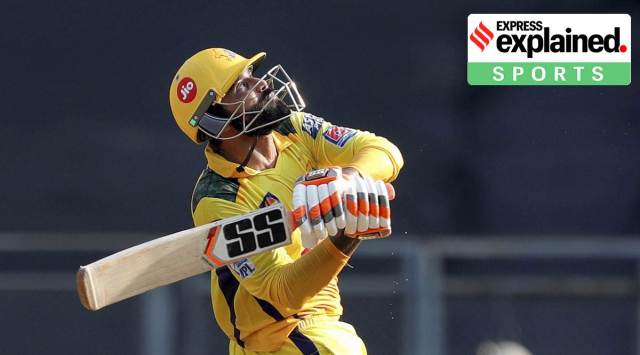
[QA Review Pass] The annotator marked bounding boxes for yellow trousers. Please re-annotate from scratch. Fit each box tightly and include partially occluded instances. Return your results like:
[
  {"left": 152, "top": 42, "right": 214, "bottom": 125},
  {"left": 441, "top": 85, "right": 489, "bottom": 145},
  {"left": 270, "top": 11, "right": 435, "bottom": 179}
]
[{"left": 229, "top": 316, "right": 367, "bottom": 355}]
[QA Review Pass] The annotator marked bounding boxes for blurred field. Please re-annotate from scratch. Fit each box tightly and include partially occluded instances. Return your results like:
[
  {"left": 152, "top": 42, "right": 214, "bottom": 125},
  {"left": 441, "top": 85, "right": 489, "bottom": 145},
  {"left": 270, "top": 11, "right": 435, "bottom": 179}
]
[{"left": 2, "top": 234, "right": 639, "bottom": 355}]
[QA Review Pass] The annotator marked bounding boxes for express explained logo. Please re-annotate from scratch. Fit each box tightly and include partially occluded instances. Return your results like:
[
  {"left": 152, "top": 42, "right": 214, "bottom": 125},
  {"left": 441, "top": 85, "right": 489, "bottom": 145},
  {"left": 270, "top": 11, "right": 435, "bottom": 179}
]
[
  {"left": 469, "top": 21, "right": 495, "bottom": 52},
  {"left": 470, "top": 20, "right": 628, "bottom": 58},
  {"left": 467, "top": 14, "right": 631, "bottom": 86}
]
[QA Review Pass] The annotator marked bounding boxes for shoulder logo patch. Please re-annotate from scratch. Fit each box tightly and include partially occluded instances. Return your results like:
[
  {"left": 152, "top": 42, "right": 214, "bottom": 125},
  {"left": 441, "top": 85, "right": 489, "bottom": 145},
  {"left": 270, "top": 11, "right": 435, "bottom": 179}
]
[
  {"left": 229, "top": 258, "right": 256, "bottom": 279},
  {"left": 323, "top": 125, "right": 356, "bottom": 147},
  {"left": 301, "top": 114, "right": 324, "bottom": 139}
]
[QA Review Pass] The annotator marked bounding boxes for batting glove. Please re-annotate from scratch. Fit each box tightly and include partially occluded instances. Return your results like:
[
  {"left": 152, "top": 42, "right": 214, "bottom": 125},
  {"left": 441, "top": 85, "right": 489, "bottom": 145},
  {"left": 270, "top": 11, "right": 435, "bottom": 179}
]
[{"left": 292, "top": 167, "right": 393, "bottom": 248}]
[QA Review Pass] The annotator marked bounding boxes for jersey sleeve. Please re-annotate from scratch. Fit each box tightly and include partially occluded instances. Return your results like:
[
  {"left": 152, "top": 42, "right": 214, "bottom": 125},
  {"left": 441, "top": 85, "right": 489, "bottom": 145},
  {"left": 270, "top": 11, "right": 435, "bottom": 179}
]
[
  {"left": 290, "top": 112, "right": 404, "bottom": 182},
  {"left": 193, "top": 197, "right": 350, "bottom": 311}
]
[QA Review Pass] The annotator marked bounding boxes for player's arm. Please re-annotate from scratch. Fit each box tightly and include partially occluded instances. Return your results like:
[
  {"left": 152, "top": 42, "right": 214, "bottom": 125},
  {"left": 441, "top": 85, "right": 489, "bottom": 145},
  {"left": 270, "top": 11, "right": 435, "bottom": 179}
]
[
  {"left": 293, "top": 112, "right": 404, "bottom": 182},
  {"left": 290, "top": 113, "right": 402, "bottom": 245},
  {"left": 194, "top": 197, "right": 354, "bottom": 311}
]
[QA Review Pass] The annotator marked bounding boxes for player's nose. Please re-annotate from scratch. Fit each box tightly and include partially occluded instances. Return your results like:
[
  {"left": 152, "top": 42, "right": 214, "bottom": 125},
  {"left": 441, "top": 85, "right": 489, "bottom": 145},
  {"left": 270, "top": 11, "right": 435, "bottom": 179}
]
[{"left": 250, "top": 77, "right": 268, "bottom": 93}]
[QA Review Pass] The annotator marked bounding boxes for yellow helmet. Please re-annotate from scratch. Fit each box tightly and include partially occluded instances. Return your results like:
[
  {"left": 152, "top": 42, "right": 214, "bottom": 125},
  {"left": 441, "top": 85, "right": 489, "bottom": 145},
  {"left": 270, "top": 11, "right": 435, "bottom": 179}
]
[{"left": 169, "top": 48, "right": 266, "bottom": 144}]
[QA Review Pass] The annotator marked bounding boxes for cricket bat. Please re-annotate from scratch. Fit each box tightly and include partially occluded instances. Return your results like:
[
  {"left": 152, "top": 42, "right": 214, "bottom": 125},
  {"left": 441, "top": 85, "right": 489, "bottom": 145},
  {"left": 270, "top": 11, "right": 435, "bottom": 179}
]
[{"left": 77, "top": 179, "right": 395, "bottom": 311}]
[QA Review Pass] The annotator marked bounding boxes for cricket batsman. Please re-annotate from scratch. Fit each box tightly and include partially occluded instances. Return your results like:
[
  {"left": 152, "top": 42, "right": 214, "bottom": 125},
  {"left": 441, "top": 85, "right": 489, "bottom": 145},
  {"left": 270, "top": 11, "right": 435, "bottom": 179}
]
[{"left": 169, "top": 48, "right": 404, "bottom": 354}]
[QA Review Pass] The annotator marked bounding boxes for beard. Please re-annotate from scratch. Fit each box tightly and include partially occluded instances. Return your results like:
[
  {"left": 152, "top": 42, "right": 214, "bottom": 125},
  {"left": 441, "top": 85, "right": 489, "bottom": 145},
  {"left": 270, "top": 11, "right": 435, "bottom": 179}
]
[{"left": 229, "top": 89, "right": 291, "bottom": 136}]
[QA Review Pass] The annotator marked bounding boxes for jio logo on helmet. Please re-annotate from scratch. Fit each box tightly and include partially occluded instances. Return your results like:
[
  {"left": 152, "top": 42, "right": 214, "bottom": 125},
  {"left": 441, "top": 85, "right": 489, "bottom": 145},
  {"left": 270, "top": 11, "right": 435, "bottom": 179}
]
[{"left": 177, "top": 77, "right": 197, "bottom": 103}]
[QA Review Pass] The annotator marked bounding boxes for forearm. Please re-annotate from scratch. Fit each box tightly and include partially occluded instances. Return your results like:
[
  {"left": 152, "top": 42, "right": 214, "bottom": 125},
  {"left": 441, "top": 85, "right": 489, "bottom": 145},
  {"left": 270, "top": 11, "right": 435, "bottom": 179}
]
[{"left": 263, "top": 237, "right": 350, "bottom": 309}]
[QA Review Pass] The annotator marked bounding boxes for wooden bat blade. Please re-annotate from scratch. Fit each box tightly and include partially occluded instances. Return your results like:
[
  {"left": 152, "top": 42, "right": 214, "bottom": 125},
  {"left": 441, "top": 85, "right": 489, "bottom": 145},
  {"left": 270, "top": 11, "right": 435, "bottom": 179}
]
[
  {"left": 76, "top": 226, "right": 214, "bottom": 311},
  {"left": 76, "top": 266, "right": 95, "bottom": 310},
  {"left": 77, "top": 203, "right": 292, "bottom": 311}
]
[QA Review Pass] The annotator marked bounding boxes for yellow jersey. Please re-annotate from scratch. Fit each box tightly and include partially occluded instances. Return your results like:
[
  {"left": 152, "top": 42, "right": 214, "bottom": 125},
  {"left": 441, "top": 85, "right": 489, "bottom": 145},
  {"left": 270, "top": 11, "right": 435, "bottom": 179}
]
[{"left": 191, "top": 111, "right": 403, "bottom": 352}]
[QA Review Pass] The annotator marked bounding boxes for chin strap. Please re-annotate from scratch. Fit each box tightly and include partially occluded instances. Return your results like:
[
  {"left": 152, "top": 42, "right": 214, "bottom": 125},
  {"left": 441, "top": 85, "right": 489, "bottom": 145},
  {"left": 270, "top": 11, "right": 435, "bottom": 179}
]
[{"left": 236, "top": 137, "right": 258, "bottom": 172}]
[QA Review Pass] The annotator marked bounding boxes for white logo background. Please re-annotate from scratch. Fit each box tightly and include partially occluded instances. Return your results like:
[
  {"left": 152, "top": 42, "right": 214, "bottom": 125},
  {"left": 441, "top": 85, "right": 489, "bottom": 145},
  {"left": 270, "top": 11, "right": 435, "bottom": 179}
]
[{"left": 468, "top": 14, "right": 631, "bottom": 63}]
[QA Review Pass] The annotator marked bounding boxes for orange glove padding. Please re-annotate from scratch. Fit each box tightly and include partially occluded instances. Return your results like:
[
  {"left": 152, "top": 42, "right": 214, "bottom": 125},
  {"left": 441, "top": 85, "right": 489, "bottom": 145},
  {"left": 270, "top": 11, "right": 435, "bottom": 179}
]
[{"left": 292, "top": 167, "right": 393, "bottom": 248}]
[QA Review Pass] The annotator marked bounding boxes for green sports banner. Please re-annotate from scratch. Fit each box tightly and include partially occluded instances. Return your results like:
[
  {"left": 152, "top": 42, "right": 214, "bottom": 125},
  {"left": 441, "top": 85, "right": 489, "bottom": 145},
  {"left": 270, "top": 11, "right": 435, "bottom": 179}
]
[{"left": 467, "top": 14, "right": 631, "bottom": 86}]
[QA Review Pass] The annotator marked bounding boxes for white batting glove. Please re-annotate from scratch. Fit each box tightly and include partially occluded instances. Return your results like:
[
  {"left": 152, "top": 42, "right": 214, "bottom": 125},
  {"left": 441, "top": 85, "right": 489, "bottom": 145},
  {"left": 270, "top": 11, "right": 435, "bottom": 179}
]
[
  {"left": 342, "top": 175, "right": 392, "bottom": 240},
  {"left": 292, "top": 167, "right": 393, "bottom": 248}
]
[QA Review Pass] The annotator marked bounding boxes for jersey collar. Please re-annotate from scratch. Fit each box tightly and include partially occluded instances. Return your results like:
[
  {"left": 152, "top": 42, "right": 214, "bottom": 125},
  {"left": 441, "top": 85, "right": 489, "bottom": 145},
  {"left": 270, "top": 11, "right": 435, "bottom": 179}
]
[{"left": 204, "top": 132, "right": 293, "bottom": 178}]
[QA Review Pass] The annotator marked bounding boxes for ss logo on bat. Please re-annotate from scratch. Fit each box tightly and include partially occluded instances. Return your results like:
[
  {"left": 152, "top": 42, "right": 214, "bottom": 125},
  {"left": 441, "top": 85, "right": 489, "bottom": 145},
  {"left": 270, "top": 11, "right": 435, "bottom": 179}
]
[
  {"left": 202, "top": 204, "right": 291, "bottom": 267},
  {"left": 223, "top": 208, "right": 288, "bottom": 258}
]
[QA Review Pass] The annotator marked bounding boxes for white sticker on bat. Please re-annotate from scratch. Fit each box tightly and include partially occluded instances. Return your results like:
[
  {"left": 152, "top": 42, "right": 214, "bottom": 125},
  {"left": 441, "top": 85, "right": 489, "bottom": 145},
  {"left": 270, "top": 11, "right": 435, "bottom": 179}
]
[{"left": 202, "top": 203, "right": 293, "bottom": 267}]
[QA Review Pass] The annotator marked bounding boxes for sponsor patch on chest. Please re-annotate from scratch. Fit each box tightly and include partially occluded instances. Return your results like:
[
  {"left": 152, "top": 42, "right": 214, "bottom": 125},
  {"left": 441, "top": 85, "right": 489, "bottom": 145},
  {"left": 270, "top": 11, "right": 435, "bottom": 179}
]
[{"left": 259, "top": 192, "right": 281, "bottom": 208}]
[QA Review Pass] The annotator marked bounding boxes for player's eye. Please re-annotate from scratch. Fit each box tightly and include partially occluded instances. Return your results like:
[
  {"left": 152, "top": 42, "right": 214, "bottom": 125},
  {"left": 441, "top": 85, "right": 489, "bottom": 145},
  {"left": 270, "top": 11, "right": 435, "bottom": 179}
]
[{"left": 234, "top": 81, "right": 247, "bottom": 91}]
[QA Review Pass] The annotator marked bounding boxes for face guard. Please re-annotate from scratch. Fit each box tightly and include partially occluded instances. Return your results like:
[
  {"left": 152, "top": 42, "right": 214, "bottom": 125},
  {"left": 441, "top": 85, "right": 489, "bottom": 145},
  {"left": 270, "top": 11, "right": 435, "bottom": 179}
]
[{"left": 190, "top": 65, "right": 305, "bottom": 140}]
